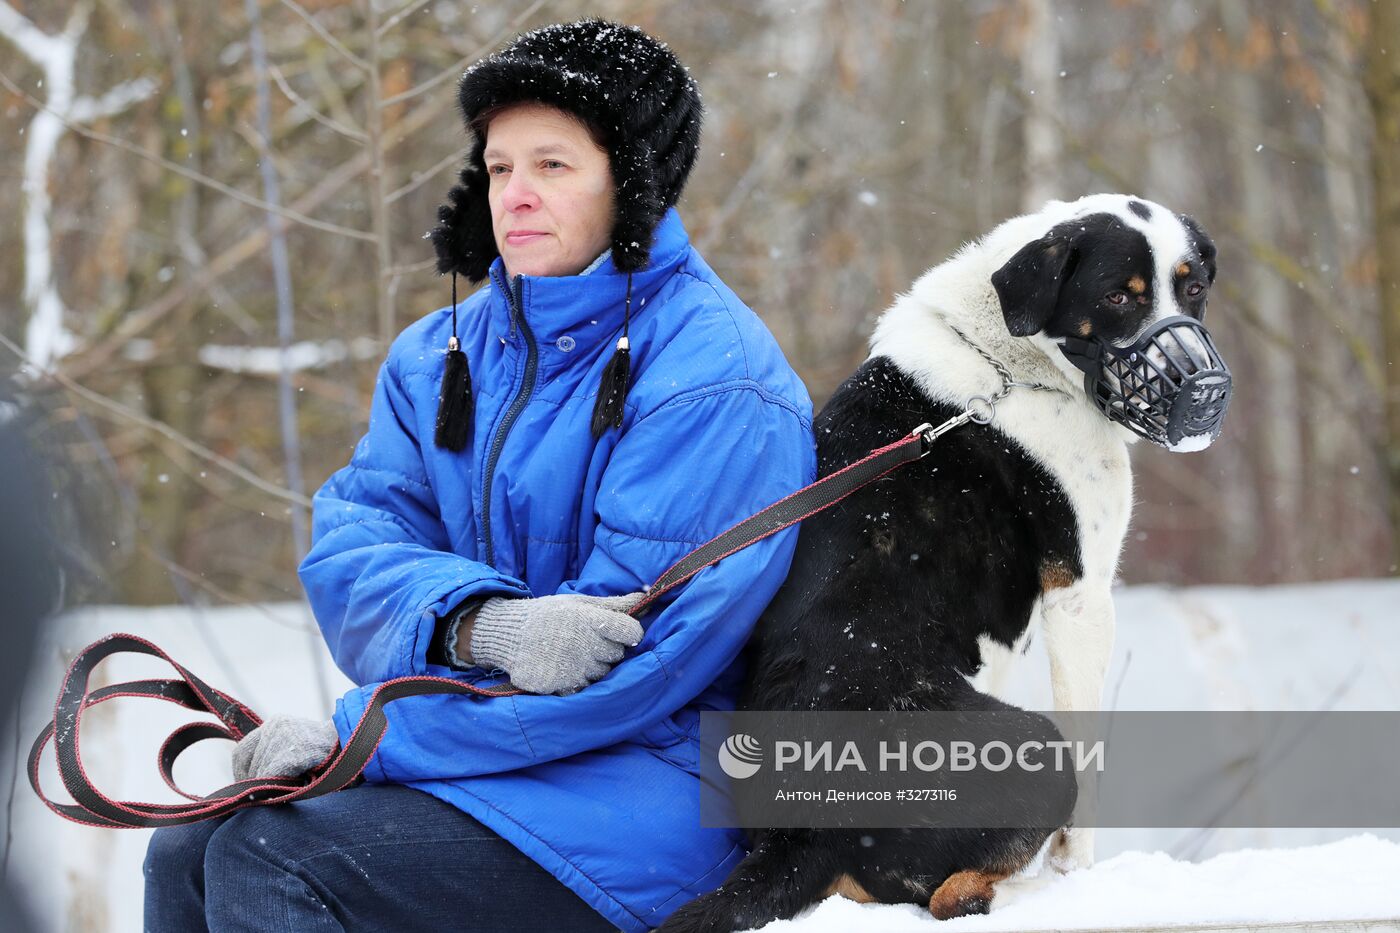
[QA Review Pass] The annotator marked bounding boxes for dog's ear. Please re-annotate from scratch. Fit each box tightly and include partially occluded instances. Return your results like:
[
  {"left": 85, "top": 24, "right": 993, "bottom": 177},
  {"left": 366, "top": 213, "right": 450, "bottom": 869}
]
[
  {"left": 1178, "top": 214, "right": 1217, "bottom": 284},
  {"left": 991, "top": 234, "right": 1076, "bottom": 337}
]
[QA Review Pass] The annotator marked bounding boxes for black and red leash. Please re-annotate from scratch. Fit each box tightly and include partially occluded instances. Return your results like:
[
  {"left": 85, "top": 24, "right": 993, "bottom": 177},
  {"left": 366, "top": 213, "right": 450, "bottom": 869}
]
[
  {"left": 31, "top": 418, "right": 965, "bottom": 829},
  {"left": 28, "top": 633, "right": 522, "bottom": 829}
]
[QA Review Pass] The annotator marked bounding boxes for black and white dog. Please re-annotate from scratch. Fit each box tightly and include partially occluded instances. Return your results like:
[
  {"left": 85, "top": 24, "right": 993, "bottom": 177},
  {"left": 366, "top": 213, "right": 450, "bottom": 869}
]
[{"left": 661, "top": 194, "right": 1229, "bottom": 931}]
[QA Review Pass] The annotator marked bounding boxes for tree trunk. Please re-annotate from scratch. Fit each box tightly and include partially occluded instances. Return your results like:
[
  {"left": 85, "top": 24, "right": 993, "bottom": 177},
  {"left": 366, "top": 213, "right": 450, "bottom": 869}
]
[
  {"left": 1225, "top": 1, "right": 1304, "bottom": 580},
  {"left": 1363, "top": 0, "right": 1400, "bottom": 573},
  {"left": 1020, "top": 0, "right": 1063, "bottom": 211}
]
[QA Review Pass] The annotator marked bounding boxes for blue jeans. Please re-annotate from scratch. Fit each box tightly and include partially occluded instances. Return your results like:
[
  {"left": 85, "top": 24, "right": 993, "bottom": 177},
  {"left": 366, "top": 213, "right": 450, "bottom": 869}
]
[{"left": 143, "top": 783, "right": 617, "bottom": 932}]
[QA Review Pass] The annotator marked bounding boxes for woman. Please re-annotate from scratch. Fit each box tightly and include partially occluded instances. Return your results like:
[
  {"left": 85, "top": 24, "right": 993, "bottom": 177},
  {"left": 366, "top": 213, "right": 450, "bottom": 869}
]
[{"left": 143, "top": 19, "right": 815, "bottom": 933}]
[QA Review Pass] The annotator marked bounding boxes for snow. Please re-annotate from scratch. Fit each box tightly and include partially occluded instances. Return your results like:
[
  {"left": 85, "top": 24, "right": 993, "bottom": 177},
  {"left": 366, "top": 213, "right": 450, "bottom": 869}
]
[
  {"left": 5, "top": 581, "right": 1400, "bottom": 931},
  {"left": 1167, "top": 432, "right": 1213, "bottom": 452},
  {"left": 198, "top": 336, "right": 381, "bottom": 374},
  {"left": 754, "top": 836, "right": 1400, "bottom": 931}
]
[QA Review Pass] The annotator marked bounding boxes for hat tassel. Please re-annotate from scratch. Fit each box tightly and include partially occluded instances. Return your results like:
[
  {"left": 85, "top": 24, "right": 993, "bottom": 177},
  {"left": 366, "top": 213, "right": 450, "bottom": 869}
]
[
  {"left": 591, "top": 273, "right": 634, "bottom": 438},
  {"left": 435, "top": 273, "right": 473, "bottom": 451}
]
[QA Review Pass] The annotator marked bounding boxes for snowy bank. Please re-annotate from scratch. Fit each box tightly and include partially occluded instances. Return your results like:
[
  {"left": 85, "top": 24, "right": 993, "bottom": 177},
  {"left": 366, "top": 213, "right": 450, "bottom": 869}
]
[{"left": 754, "top": 835, "right": 1400, "bottom": 932}]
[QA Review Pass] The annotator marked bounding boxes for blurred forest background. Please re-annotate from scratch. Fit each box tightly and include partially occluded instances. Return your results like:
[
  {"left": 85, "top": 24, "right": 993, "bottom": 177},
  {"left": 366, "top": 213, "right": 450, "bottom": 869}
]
[{"left": 2, "top": 0, "right": 1399, "bottom": 610}]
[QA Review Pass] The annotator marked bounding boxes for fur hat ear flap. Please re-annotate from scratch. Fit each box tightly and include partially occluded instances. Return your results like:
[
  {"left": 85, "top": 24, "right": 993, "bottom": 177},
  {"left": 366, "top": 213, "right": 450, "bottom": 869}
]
[
  {"left": 609, "top": 140, "right": 665, "bottom": 273},
  {"left": 991, "top": 234, "right": 1076, "bottom": 337},
  {"left": 429, "top": 138, "right": 498, "bottom": 283}
]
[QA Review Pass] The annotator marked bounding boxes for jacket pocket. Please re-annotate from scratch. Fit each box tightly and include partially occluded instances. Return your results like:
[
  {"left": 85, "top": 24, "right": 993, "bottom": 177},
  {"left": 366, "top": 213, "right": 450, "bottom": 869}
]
[{"left": 636, "top": 711, "right": 699, "bottom": 771}]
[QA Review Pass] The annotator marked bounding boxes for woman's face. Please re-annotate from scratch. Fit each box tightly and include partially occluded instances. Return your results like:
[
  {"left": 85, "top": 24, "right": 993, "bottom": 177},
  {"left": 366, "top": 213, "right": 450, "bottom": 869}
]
[{"left": 484, "top": 103, "right": 616, "bottom": 278}]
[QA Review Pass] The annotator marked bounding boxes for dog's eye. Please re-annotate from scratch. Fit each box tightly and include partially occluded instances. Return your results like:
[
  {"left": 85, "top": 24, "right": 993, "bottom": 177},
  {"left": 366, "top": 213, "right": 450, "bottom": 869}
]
[
  {"left": 1105, "top": 291, "right": 1128, "bottom": 306},
  {"left": 1186, "top": 282, "right": 1204, "bottom": 298}
]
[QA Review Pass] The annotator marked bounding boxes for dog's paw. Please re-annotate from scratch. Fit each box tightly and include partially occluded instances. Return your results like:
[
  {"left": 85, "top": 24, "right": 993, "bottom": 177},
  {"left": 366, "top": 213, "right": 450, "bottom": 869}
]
[
  {"left": 1045, "top": 827, "right": 1095, "bottom": 873},
  {"left": 928, "top": 870, "right": 1002, "bottom": 921}
]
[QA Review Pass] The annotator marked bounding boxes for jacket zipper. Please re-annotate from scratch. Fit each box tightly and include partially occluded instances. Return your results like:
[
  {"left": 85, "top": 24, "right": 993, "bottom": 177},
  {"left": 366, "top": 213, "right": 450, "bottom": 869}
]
[{"left": 481, "top": 272, "right": 536, "bottom": 568}]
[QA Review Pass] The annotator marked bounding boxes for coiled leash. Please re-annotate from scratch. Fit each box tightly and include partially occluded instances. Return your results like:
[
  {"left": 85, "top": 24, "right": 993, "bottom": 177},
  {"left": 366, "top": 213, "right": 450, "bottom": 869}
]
[
  {"left": 28, "top": 634, "right": 523, "bottom": 829},
  {"left": 31, "top": 408, "right": 1000, "bottom": 830}
]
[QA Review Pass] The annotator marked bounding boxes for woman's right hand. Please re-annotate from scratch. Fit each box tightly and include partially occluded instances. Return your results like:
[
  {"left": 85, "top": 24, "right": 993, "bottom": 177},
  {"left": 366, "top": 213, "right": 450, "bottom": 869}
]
[{"left": 458, "top": 592, "right": 646, "bottom": 695}]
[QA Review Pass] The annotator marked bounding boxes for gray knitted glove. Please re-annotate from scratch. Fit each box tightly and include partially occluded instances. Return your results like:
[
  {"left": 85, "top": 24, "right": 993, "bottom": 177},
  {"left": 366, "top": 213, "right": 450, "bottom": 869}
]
[
  {"left": 231, "top": 714, "right": 338, "bottom": 782},
  {"left": 463, "top": 592, "right": 645, "bottom": 696}
]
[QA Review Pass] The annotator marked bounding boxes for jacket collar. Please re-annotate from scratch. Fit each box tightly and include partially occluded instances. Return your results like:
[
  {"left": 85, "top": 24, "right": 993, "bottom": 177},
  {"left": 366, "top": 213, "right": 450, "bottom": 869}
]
[{"left": 485, "top": 209, "right": 691, "bottom": 357}]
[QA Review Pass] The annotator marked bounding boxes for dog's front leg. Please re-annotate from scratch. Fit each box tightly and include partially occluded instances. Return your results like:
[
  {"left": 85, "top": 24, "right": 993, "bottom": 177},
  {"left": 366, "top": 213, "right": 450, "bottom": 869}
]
[{"left": 1040, "top": 582, "right": 1115, "bottom": 873}]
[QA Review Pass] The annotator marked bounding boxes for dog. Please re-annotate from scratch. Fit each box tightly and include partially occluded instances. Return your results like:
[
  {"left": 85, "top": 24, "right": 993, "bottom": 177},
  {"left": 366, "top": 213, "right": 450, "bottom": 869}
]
[{"left": 659, "top": 194, "right": 1226, "bottom": 931}]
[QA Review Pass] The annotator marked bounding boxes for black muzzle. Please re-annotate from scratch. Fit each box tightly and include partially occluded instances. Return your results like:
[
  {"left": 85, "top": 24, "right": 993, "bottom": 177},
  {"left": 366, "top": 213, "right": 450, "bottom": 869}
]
[{"left": 1059, "top": 315, "right": 1232, "bottom": 451}]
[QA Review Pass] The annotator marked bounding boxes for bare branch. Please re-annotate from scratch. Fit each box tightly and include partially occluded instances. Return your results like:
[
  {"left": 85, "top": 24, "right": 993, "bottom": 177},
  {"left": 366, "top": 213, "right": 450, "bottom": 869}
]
[
  {"left": 696, "top": 33, "right": 833, "bottom": 253},
  {"left": 276, "top": 0, "right": 370, "bottom": 71},
  {"left": 383, "top": 258, "right": 438, "bottom": 279},
  {"left": 199, "top": 337, "right": 382, "bottom": 373},
  {"left": 1228, "top": 221, "right": 1387, "bottom": 394},
  {"left": 0, "top": 69, "right": 378, "bottom": 243},
  {"left": 385, "top": 140, "right": 469, "bottom": 204},
  {"left": 270, "top": 63, "right": 367, "bottom": 142},
  {"left": 142, "top": 542, "right": 317, "bottom": 634},
  {"left": 1219, "top": 281, "right": 1376, "bottom": 441},
  {"left": 379, "top": 0, "right": 549, "bottom": 108},
  {"left": 68, "top": 76, "right": 160, "bottom": 123},
  {"left": 64, "top": 68, "right": 467, "bottom": 380},
  {"left": 58, "top": 0, "right": 92, "bottom": 43},
  {"left": 0, "top": 1, "right": 60, "bottom": 63},
  {"left": 376, "top": 0, "right": 433, "bottom": 37},
  {"left": 0, "top": 333, "right": 312, "bottom": 508},
  {"left": 364, "top": 0, "right": 395, "bottom": 349}
]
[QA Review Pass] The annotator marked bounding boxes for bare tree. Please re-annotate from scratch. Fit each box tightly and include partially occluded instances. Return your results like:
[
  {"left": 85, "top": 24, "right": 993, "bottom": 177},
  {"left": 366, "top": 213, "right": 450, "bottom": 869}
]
[
  {"left": 1364, "top": 0, "right": 1400, "bottom": 571},
  {"left": 0, "top": 1, "right": 155, "bottom": 369},
  {"left": 1019, "top": 0, "right": 1063, "bottom": 210}
]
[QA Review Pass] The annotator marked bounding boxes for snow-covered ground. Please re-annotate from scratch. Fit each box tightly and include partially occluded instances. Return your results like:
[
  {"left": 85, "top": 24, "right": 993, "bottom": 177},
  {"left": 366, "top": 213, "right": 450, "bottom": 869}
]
[
  {"left": 767, "top": 835, "right": 1400, "bottom": 932},
  {"left": 5, "top": 580, "right": 1400, "bottom": 931}
]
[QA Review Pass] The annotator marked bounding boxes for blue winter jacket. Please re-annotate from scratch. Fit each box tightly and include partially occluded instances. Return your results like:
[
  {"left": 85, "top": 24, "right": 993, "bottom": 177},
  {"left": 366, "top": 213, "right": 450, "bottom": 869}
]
[{"left": 298, "top": 209, "right": 815, "bottom": 931}]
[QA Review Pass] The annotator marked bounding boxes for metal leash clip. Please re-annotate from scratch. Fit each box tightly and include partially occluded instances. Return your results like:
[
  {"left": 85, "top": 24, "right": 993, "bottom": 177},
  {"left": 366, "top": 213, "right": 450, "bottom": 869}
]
[{"left": 913, "top": 409, "right": 972, "bottom": 453}]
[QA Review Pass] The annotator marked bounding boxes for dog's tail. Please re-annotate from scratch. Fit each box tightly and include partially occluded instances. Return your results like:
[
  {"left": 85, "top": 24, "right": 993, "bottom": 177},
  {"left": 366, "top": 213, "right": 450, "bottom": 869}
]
[{"left": 656, "top": 832, "right": 835, "bottom": 933}]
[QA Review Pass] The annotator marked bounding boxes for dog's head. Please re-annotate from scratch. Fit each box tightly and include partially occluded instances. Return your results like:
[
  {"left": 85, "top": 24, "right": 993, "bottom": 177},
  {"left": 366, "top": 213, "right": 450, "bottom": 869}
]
[
  {"left": 989, "top": 195, "right": 1227, "bottom": 447},
  {"left": 991, "top": 195, "right": 1216, "bottom": 345}
]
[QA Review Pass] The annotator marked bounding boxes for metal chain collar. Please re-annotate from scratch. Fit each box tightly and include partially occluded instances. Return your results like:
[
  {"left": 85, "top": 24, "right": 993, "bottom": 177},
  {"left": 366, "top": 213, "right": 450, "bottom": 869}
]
[{"left": 911, "top": 322, "right": 1070, "bottom": 450}]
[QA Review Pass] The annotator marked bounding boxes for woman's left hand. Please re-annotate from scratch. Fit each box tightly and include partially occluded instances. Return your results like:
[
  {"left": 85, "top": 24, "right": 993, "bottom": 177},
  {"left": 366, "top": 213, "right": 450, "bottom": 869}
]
[{"left": 465, "top": 592, "right": 646, "bottom": 695}]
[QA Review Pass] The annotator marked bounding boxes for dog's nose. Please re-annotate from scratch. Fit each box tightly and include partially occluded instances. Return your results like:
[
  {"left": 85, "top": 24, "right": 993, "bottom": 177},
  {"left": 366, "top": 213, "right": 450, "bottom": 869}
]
[{"left": 1144, "top": 325, "right": 1212, "bottom": 379}]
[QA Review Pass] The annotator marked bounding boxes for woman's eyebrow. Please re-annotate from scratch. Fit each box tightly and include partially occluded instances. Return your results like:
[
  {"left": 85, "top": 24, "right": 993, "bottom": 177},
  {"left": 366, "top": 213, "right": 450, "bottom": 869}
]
[{"left": 483, "top": 143, "right": 573, "bottom": 160}]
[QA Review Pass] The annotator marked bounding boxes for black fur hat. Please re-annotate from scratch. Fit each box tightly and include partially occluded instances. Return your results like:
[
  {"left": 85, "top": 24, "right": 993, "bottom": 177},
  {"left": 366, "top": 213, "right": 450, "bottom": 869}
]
[{"left": 429, "top": 19, "right": 703, "bottom": 282}]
